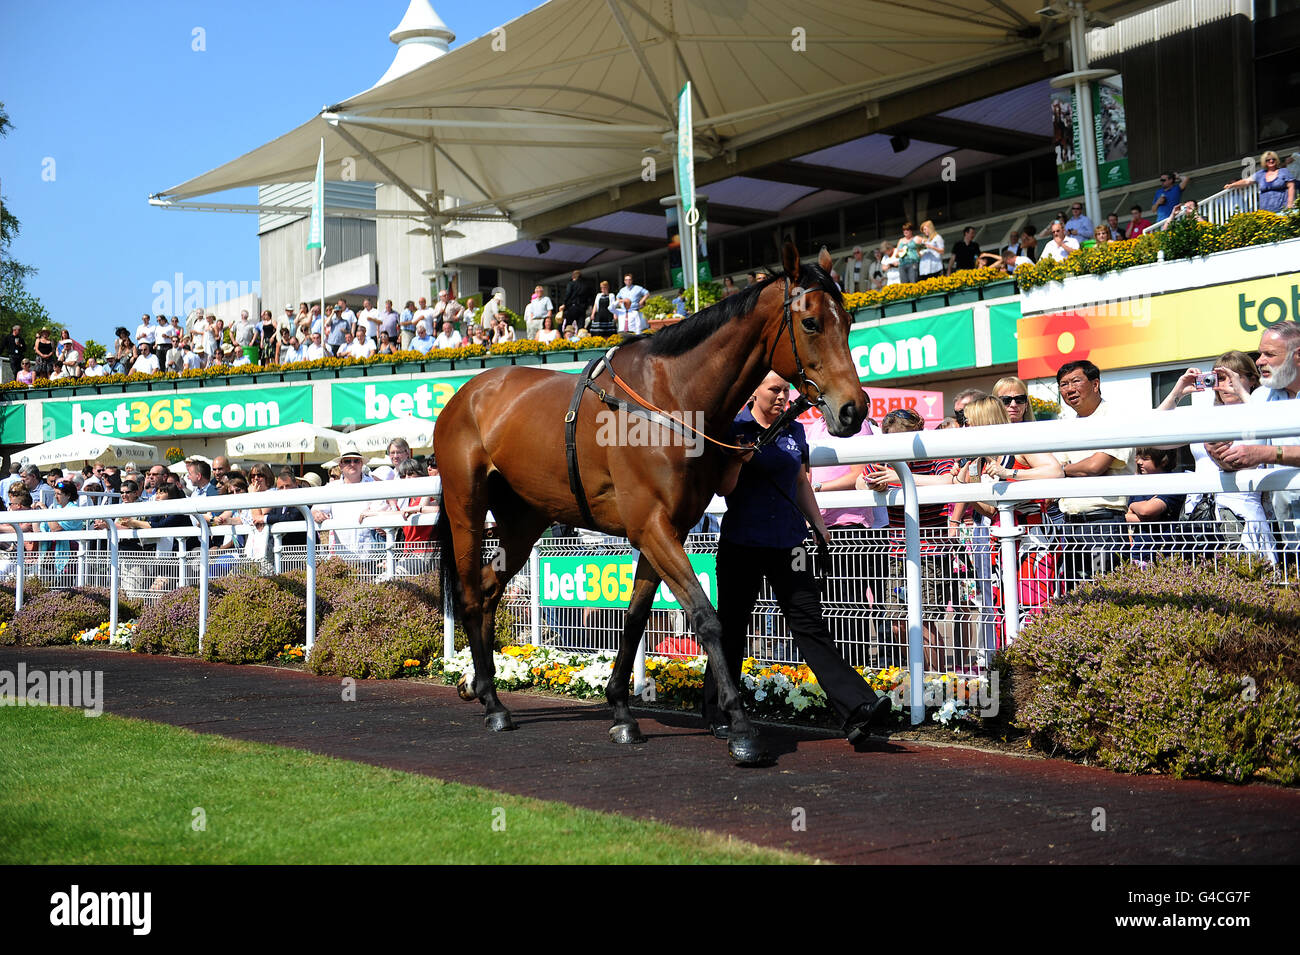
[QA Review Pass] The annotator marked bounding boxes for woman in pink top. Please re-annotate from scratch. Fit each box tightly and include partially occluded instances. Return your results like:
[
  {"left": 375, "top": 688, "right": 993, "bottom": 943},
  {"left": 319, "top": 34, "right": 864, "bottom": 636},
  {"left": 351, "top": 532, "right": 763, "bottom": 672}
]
[{"left": 806, "top": 393, "right": 890, "bottom": 668}]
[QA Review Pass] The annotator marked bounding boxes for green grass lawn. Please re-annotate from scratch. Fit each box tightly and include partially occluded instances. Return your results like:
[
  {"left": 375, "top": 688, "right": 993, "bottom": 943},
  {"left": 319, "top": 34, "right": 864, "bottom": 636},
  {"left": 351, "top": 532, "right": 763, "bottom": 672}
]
[{"left": 0, "top": 706, "right": 803, "bottom": 864}]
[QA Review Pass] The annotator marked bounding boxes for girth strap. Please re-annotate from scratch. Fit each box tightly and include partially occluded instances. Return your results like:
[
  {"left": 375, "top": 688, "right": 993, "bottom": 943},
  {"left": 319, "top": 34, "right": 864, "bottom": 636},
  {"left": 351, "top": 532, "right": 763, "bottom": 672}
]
[
  {"left": 565, "top": 355, "right": 604, "bottom": 529},
  {"left": 565, "top": 349, "right": 705, "bottom": 530}
]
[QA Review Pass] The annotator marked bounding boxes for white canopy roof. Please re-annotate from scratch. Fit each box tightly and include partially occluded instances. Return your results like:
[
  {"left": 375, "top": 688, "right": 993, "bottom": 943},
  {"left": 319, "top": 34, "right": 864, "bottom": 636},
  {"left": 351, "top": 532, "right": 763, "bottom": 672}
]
[{"left": 155, "top": 0, "right": 1134, "bottom": 227}]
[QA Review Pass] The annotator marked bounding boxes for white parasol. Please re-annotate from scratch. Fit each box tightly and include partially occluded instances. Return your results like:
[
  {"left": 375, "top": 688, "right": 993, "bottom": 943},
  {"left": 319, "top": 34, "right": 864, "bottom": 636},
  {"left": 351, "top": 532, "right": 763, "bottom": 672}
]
[
  {"left": 345, "top": 417, "right": 436, "bottom": 455},
  {"left": 17, "top": 433, "right": 161, "bottom": 469},
  {"left": 226, "top": 422, "right": 349, "bottom": 465}
]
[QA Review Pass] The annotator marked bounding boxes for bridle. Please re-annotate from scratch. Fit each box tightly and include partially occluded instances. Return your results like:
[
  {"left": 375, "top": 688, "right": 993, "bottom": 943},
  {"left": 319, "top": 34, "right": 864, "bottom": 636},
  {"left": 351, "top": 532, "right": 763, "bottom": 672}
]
[
  {"left": 568, "top": 274, "right": 840, "bottom": 455},
  {"left": 752, "top": 277, "right": 829, "bottom": 448}
]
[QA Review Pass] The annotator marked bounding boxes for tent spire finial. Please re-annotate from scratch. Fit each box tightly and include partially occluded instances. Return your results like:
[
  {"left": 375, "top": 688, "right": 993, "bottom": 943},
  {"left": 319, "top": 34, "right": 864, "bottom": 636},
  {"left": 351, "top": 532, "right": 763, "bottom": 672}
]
[{"left": 375, "top": 0, "right": 455, "bottom": 88}]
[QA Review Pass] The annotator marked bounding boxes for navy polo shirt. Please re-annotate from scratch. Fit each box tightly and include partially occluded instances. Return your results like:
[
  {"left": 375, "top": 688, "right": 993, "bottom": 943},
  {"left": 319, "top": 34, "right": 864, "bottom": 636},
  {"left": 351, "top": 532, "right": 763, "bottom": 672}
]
[{"left": 719, "top": 406, "right": 809, "bottom": 549}]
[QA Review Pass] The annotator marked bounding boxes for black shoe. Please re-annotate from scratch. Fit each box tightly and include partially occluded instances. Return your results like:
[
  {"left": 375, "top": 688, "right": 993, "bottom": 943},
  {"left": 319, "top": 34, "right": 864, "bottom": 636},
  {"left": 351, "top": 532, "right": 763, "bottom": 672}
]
[
  {"left": 845, "top": 696, "right": 893, "bottom": 745},
  {"left": 708, "top": 722, "right": 730, "bottom": 740}
]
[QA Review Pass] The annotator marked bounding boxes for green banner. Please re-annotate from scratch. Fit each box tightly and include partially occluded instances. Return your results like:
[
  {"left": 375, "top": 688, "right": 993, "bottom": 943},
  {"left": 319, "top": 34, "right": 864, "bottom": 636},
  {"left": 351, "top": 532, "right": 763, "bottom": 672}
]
[
  {"left": 330, "top": 374, "right": 478, "bottom": 427},
  {"left": 43, "top": 388, "right": 312, "bottom": 439},
  {"left": 1094, "top": 76, "right": 1129, "bottom": 191},
  {"left": 540, "top": 553, "right": 716, "bottom": 609},
  {"left": 1056, "top": 77, "right": 1129, "bottom": 198},
  {"left": 989, "top": 302, "right": 1022, "bottom": 365},
  {"left": 1, "top": 404, "right": 25, "bottom": 444},
  {"left": 330, "top": 368, "right": 587, "bottom": 427},
  {"left": 848, "top": 310, "right": 975, "bottom": 382}
]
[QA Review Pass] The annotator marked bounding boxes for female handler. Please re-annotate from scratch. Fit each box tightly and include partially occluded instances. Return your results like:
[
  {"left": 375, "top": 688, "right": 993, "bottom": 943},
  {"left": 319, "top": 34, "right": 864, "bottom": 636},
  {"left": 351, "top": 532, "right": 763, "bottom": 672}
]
[{"left": 702, "top": 371, "right": 892, "bottom": 745}]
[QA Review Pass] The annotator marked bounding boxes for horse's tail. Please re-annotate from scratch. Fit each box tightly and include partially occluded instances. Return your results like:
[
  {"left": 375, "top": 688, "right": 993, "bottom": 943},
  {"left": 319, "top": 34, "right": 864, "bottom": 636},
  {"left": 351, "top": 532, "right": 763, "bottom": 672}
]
[{"left": 436, "top": 500, "right": 464, "bottom": 625}]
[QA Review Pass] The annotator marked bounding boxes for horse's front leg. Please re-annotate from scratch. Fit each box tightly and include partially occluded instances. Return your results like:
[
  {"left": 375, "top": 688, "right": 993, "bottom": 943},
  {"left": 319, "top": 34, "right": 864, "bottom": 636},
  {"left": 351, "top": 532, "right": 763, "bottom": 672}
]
[
  {"left": 606, "top": 554, "right": 659, "bottom": 744},
  {"left": 636, "top": 516, "right": 768, "bottom": 766}
]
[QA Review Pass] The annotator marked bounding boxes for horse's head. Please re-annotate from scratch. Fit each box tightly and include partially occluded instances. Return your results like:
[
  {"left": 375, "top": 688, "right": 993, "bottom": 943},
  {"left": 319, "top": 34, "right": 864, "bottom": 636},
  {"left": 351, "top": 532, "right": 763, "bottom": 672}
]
[{"left": 768, "top": 239, "right": 867, "bottom": 437}]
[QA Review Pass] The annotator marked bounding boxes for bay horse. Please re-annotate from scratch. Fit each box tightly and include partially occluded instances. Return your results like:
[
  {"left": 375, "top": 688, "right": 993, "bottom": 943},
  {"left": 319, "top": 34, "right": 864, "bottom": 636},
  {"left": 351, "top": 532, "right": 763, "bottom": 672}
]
[{"left": 434, "top": 241, "right": 866, "bottom": 764}]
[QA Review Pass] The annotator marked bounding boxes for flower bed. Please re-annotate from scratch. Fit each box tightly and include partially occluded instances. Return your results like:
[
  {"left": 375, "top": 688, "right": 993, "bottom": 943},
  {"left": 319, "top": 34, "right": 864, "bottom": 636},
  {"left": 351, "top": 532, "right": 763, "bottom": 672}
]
[
  {"left": 74, "top": 621, "right": 136, "bottom": 648},
  {"left": 430, "top": 644, "right": 989, "bottom": 731},
  {"left": 1014, "top": 210, "right": 1300, "bottom": 291},
  {"left": 843, "top": 265, "right": 1009, "bottom": 311}
]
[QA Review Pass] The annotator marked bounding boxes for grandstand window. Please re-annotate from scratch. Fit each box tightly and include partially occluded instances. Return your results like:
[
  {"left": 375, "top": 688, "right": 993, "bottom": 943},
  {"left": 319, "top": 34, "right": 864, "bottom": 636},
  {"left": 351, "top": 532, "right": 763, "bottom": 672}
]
[
  {"left": 808, "top": 210, "right": 842, "bottom": 251},
  {"left": 1254, "top": 0, "right": 1300, "bottom": 145}
]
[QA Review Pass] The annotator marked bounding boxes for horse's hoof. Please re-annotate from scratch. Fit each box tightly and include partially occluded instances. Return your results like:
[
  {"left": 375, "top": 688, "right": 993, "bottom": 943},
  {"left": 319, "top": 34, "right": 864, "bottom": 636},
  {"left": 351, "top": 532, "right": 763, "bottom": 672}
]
[
  {"left": 728, "top": 733, "right": 772, "bottom": 767},
  {"left": 456, "top": 676, "right": 476, "bottom": 701},
  {"left": 608, "top": 722, "right": 646, "bottom": 744},
  {"left": 485, "top": 711, "right": 516, "bottom": 732}
]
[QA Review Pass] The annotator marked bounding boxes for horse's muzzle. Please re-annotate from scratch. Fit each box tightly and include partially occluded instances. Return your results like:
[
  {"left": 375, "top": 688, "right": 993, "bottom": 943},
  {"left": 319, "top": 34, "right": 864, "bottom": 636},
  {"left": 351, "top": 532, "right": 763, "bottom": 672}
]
[{"left": 827, "top": 398, "right": 866, "bottom": 437}]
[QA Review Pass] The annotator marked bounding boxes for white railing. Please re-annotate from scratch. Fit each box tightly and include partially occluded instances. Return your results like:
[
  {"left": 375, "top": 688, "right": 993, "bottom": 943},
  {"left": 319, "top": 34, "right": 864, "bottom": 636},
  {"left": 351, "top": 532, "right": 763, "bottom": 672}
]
[
  {"left": 3, "top": 401, "right": 1296, "bottom": 727},
  {"left": 1197, "top": 183, "right": 1259, "bottom": 224},
  {"left": 1142, "top": 182, "right": 1260, "bottom": 233}
]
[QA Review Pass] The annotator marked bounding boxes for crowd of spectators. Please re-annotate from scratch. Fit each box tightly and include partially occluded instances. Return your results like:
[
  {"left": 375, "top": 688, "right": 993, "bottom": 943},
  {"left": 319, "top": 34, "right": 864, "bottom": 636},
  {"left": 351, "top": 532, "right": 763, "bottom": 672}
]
[
  {"left": 0, "top": 437, "right": 444, "bottom": 588},
  {"left": 4, "top": 268, "right": 667, "bottom": 387},
  {"left": 794, "top": 320, "right": 1300, "bottom": 667}
]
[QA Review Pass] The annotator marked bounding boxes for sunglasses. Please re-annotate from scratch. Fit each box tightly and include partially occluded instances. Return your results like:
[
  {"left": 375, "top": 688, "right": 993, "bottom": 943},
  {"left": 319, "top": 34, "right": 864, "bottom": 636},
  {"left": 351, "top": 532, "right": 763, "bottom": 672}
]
[{"left": 999, "top": 394, "right": 1029, "bottom": 406}]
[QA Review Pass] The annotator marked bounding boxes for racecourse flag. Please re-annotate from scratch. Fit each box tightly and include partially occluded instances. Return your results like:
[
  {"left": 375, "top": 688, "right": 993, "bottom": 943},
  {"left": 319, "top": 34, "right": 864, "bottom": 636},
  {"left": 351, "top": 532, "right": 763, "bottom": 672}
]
[
  {"left": 306, "top": 138, "right": 325, "bottom": 265},
  {"left": 675, "top": 83, "right": 695, "bottom": 222}
]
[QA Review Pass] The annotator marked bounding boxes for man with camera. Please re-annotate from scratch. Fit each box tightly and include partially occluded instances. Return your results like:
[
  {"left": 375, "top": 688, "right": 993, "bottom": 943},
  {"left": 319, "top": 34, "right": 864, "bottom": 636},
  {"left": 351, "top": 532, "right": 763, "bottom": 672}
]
[{"left": 1054, "top": 360, "right": 1136, "bottom": 584}]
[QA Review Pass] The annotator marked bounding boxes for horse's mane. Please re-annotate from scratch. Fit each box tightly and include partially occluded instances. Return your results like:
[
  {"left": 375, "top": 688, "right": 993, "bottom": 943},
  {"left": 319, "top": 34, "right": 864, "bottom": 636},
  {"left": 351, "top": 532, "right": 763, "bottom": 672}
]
[{"left": 634, "top": 262, "right": 844, "bottom": 357}]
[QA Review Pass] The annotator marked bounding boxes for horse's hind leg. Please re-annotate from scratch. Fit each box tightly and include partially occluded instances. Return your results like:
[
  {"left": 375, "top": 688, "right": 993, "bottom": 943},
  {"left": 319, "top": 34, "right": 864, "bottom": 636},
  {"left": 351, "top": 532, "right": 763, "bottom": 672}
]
[
  {"left": 478, "top": 500, "right": 549, "bottom": 658},
  {"left": 440, "top": 444, "right": 516, "bottom": 731},
  {"left": 606, "top": 554, "right": 659, "bottom": 744}
]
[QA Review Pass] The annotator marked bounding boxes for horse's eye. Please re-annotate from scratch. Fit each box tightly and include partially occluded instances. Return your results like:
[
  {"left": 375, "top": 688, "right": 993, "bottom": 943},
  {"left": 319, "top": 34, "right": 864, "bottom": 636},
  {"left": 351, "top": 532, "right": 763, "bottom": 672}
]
[{"left": 801, "top": 316, "right": 819, "bottom": 333}]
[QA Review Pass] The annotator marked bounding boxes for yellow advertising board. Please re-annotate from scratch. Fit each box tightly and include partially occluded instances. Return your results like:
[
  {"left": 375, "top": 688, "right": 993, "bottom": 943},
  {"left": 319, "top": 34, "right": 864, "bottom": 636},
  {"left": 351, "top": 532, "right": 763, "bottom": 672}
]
[{"left": 1018, "top": 273, "right": 1300, "bottom": 380}]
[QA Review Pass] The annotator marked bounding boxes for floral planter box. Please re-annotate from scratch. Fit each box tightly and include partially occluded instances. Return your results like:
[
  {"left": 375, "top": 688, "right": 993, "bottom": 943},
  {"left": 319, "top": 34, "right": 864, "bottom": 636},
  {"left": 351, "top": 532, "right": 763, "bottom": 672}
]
[
  {"left": 980, "top": 281, "right": 1016, "bottom": 300},
  {"left": 280, "top": 370, "right": 314, "bottom": 382},
  {"left": 336, "top": 365, "right": 369, "bottom": 378},
  {"left": 513, "top": 354, "right": 541, "bottom": 365},
  {"left": 483, "top": 355, "right": 514, "bottom": 367},
  {"left": 451, "top": 358, "right": 483, "bottom": 370},
  {"left": 852, "top": 306, "right": 885, "bottom": 322},
  {"left": 147, "top": 380, "right": 178, "bottom": 392},
  {"left": 914, "top": 293, "right": 947, "bottom": 312},
  {"left": 882, "top": 300, "right": 916, "bottom": 317},
  {"left": 946, "top": 288, "right": 981, "bottom": 305}
]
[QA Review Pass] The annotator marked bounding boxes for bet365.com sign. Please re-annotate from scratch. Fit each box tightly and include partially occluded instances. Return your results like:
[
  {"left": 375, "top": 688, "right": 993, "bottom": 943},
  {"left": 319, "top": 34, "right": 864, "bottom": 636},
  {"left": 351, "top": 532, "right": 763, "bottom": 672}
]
[
  {"left": 43, "top": 388, "right": 312, "bottom": 439},
  {"left": 540, "top": 554, "right": 715, "bottom": 609}
]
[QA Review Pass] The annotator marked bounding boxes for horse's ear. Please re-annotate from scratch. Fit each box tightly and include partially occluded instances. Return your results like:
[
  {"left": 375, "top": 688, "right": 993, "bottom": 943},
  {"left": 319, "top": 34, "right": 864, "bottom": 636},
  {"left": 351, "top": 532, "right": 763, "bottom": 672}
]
[
  {"left": 818, "top": 246, "right": 833, "bottom": 272},
  {"left": 781, "top": 237, "right": 800, "bottom": 280}
]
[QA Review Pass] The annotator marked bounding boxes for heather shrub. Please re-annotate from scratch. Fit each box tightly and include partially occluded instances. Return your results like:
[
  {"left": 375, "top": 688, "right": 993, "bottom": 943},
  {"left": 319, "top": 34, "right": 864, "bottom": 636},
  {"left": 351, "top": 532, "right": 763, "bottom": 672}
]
[
  {"left": 203, "top": 574, "right": 307, "bottom": 664},
  {"left": 1007, "top": 558, "right": 1300, "bottom": 783},
  {"left": 277, "top": 557, "right": 358, "bottom": 613},
  {"left": 308, "top": 582, "right": 441, "bottom": 679},
  {"left": 134, "top": 586, "right": 202, "bottom": 655},
  {"left": 10, "top": 587, "right": 139, "bottom": 647},
  {"left": 0, "top": 578, "right": 48, "bottom": 641}
]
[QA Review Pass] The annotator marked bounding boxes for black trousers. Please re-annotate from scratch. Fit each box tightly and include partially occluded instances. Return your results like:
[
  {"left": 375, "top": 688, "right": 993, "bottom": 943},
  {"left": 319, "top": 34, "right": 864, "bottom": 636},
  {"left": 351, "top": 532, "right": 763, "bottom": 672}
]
[{"left": 702, "top": 538, "right": 879, "bottom": 729}]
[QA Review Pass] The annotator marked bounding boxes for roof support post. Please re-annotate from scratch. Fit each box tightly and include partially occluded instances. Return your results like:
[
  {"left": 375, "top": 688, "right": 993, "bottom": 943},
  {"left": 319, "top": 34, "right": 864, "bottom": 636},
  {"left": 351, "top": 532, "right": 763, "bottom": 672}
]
[{"left": 1069, "top": 1, "right": 1102, "bottom": 229}]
